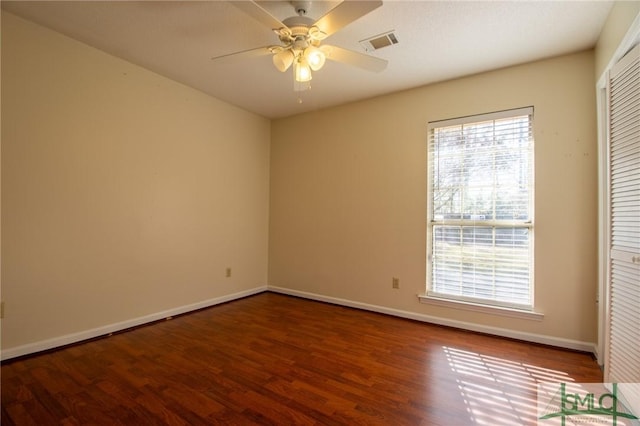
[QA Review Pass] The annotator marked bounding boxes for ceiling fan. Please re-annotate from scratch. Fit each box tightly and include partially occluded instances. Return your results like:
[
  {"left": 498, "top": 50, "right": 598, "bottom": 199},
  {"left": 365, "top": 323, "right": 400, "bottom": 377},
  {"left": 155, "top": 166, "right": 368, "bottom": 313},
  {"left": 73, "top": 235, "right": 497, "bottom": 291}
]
[{"left": 212, "top": 0, "right": 388, "bottom": 92}]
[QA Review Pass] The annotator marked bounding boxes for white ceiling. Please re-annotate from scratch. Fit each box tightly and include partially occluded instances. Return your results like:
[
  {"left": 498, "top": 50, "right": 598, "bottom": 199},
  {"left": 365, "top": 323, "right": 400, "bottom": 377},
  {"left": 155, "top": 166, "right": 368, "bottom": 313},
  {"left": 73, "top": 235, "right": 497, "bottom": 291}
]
[{"left": 2, "top": 1, "right": 613, "bottom": 119}]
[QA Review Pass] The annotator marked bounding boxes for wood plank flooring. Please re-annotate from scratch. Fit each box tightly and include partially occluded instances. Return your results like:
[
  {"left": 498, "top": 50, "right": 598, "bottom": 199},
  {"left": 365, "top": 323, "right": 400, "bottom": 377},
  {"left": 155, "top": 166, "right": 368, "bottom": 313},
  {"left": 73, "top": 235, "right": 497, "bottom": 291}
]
[{"left": 2, "top": 292, "right": 602, "bottom": 425}]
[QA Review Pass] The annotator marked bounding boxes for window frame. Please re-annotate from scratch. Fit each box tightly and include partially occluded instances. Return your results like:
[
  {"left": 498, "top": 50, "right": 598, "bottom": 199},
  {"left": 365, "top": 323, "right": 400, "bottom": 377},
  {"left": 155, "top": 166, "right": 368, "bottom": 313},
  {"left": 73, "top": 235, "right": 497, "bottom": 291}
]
[{"left": 424, "top": 107, "right": 536, "bottom": 313}]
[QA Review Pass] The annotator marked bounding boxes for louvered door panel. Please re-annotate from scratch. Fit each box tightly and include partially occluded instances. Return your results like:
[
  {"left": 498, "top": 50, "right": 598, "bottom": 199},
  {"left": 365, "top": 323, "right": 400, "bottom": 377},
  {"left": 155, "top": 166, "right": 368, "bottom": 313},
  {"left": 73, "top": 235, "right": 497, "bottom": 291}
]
[{"left": 607, "top": 43, "right": 640, "bottom": 413}]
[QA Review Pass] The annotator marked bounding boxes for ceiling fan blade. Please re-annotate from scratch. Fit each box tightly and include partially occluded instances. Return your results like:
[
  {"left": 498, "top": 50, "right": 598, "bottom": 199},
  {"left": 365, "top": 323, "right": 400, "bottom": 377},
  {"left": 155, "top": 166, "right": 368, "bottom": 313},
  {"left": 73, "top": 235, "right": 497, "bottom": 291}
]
[
  {"left": 313, "top": 1, "right": 383, "bottom": 38},
  {"left": 321, "top": 45, "right": 387, "bottom": 72},
  {"left": 231, "top": 1, "right": 288, "bottom": 31},
  {"left": 211, "top": 46, "right": 272, "bottom": 64}
]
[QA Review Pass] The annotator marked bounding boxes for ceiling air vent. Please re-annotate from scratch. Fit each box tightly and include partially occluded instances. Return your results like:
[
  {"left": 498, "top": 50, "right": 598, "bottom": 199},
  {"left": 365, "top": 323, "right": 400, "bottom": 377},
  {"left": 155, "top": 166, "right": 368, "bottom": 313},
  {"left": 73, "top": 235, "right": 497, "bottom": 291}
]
[{"left": 359, "top": 31, "right": 399, "bottom": 52}]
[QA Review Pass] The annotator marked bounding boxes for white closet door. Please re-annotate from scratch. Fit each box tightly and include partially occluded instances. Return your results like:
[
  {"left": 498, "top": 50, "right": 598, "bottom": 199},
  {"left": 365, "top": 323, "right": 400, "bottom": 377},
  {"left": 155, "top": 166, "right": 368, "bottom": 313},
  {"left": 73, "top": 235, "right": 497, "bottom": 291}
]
[{"left": 606, "top": 42, "right": 640, "bottom": 412}]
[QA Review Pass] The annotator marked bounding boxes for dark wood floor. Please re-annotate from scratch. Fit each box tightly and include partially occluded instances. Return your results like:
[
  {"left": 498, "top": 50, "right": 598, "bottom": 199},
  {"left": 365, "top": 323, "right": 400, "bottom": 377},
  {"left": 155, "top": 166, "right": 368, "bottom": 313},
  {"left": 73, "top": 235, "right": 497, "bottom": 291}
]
[{"left": 2, "top": 292, "right": 602, "bottom": 425}]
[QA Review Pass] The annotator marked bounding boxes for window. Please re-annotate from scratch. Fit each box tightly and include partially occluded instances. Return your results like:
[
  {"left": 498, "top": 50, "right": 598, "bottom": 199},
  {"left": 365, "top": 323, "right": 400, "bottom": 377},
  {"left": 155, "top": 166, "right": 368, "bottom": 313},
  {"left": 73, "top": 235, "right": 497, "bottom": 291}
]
[{"left": 426, "top": 107, "right": 534, "bottom": 311}]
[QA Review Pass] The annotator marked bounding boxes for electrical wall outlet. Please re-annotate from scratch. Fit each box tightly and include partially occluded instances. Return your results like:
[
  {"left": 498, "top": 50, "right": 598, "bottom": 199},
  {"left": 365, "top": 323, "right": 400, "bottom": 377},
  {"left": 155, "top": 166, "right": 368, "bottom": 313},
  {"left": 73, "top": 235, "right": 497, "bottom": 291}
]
[
  {"left": 226, "top": 267, "right": 232, "bottom": 278},
  {"left": 392, "top": 277, "right": 400, "bottom": 289}
]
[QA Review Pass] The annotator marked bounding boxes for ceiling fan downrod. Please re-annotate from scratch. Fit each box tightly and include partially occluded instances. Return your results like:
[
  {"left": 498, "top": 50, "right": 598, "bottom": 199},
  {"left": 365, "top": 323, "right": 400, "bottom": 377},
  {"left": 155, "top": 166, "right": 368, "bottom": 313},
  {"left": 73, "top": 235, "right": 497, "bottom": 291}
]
[{"left": 291, "top": 1, "right": 311, "bottom": 16}]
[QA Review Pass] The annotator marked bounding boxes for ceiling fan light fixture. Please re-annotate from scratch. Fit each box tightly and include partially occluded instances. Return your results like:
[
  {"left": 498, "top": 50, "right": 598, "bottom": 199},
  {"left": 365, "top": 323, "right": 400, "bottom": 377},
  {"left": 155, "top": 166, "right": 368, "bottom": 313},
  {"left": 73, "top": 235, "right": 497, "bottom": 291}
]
[
  {"left": 294, "top": 57, "right": 312, "bottom": 82},
  {"left": 273, "top": 49, "right": 295, "bottom": 72},
  {"left": 304, "top": 46, "right": 326, "bottom": 71}
]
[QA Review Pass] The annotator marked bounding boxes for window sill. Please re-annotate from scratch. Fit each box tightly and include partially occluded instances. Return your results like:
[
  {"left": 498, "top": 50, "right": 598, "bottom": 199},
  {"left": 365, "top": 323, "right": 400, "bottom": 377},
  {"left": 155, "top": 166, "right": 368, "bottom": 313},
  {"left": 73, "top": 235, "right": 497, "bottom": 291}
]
[{"left": 417, "top": 294, "right": 544, "bottom": 321}]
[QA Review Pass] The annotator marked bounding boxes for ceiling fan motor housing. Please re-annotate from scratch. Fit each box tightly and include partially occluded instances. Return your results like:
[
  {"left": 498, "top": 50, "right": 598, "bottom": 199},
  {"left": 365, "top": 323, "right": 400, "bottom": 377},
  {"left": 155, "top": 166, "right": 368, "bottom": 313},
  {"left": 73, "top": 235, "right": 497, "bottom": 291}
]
[
  {"left": 279, "top": 16, "right": 321, "bottom": 47},
  {"left": 282, "top": 16, "right": 314, "bottom": 34}
]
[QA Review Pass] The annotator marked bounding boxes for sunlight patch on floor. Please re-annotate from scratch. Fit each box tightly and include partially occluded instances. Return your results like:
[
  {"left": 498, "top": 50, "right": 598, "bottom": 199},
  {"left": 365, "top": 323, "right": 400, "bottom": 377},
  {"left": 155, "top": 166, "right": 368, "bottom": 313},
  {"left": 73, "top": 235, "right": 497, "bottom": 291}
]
[{"left": 442, "top": 346, "right": 575, "bottom": 425}]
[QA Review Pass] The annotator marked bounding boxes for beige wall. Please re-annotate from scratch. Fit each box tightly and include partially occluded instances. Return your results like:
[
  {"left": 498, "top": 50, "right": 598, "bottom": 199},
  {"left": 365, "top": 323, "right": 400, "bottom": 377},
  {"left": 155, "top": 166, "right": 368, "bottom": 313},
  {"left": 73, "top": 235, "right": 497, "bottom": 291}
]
[
  {"left": 595, "top": 1, "right": 640, "bottom": 79},
  {"left": 1, "top": 12, "right": 270, "bottom": 351},
  {"left": 270, "top": 51, "right": 598, "bottom": 343}
]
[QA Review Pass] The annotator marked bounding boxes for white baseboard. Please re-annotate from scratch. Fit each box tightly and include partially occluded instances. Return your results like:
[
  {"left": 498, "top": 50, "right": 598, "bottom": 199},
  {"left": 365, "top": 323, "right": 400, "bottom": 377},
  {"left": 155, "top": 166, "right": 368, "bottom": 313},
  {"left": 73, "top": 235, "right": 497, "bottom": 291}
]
[
  {"left": 1, "top": 285, "right": 267, "bottom": 361},
  {"left": 2, "top": 285, "right": 597, "bottom": 361},
  {"left": 268, "top": 286, "right": 598, "bottom": 354}
]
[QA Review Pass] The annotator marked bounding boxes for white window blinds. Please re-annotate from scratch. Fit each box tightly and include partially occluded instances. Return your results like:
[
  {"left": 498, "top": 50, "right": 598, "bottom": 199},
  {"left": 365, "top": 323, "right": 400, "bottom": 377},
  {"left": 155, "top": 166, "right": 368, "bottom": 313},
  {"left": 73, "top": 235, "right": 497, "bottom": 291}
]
[{"left": 427, "top": 107, "right": 534, "bottom": 309}]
